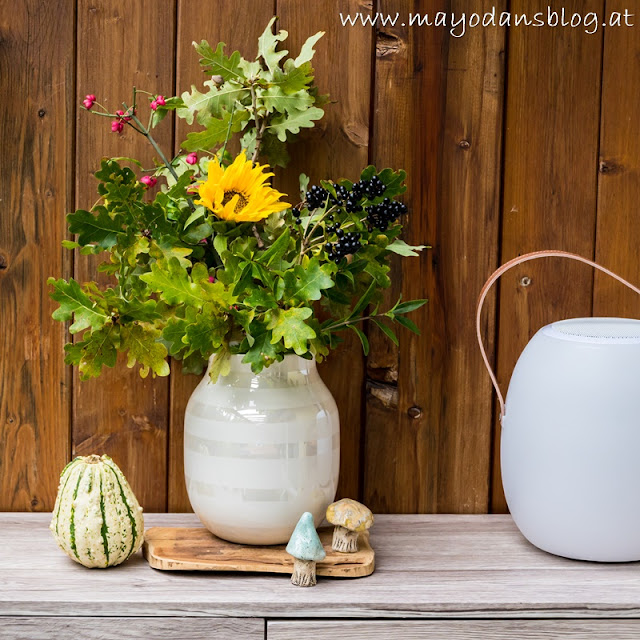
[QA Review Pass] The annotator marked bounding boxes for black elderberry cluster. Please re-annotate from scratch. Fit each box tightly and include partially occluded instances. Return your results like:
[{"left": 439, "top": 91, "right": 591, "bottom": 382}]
[
  {"left": 305, "top": 176, "right": 387, "bottom": 212},
  {"left": 352, "top": 175, "right": 385, "bottom": 199},
  {"left": 305, "top": 185, "right": 332, "bottom": 210},
  {"left": 325, "top": 232, "right": 362, "bottom": 264},
  {"left": 366, "top": 198, "right": 408, "bottom": 231}
]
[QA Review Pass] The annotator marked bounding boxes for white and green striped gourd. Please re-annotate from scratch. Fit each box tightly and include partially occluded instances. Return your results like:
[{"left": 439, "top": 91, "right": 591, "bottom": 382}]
[{"left": 50, "top": 454, "right": 144, "bottom": 568}]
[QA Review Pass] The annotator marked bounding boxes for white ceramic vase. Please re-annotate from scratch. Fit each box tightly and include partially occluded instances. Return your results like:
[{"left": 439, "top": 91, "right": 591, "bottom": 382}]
[{"left": 184, "top": 354, "right": 340, "bottom": 545}]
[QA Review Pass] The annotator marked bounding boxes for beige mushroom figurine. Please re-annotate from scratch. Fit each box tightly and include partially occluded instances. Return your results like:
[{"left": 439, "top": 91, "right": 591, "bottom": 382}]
[{"left": 326, "top": 498, "right": 374, "bottom": 553}]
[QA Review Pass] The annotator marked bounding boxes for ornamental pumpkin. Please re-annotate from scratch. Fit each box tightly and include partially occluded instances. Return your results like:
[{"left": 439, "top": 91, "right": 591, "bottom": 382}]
[{"left": 50, "top": 454, "right": 144, "bottom": 568}]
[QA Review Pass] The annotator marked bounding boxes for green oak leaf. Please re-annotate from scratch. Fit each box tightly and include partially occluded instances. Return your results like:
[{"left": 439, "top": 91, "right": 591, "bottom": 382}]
[
  {"left": 48, "top": 278, "right": 109, "bottom": 334},
  {"left": 74, "top": 324, "right": 119, "bottom": 380},
  {"left": 140, "top": 258, "right": 202, "bottom": 306},
  {"left": 238, "top": 58, "right": 262, "bottom": 79},
  {"left": 243, "top": 288, "right": 278, "bottom": 309},
  {"left": 194, "top": 41, "right": 245, "bottom": 82},
  {"left": 272, "top": 60, "right": 314, "bottom": 94},
  {"left": 121, "top": 324, "right": 170, "bottom": 378},
  {"left": 138, "top": 200, "right": 178, "bottom": 237},
  {"left": 192, "top": 263, "right": 237, "bottom": 306},
  {"left": 162, "top": 317, "right": 190, "bottom": 357},
  {"left": 208, "top": 346, "right": 231, "bottom": 382},
  {"left": 377, "top": 167, "right": 408, "bottom": 197},
  {"left": 67, "top": 208, "right": 125, "bottom": 249},
  {"left": 260, "top": 87, "right": 313, "bottom": 115},
  {"left": 115, "top": 298, "right": 162, "bottom": 323},
  {"left": 119, "top": 235, "right": 150, "bottom": 267},
  {"left": 257, "top": 17, "right": 288, "bottom": 73},
  {"left": 182, "top": 109, "right": 249, "bottom": 152},
  {"left": 183, "top": 304, "right": 228, "bottom": 356},
  {"left": 267, "top": 307, "right": 316, "bottom": 356},
  {"left": 94, "top": 160, "right": 143, "bottom": 206},
  {"left": 141, "top": 258, "right": 235, "bottom": 309},
  {"left": 181, "top": 351, "right": 207, "bottom": 375},
  {"left": 242, "top": 328, "right": 279, "bottom": 373},
  {"left": 293, "top": 31, "right": 324, "bottom": 67},
  {"left": 258, "top": 132, "right": 290, "bottom": 167},
  {"left": 263, "top": 210, "right": 287, "bottom": 239},
  {"left": 178, "top": 80, "right": 249, "bottom": 124},
  {"left": 309, "top": 336, "right": 330, "bottom": 361},
  {"left": 386, "top": 239, "right": 427, "bottom": 257},
  {"left": 150, "top": 238, "right": 193, "bottom": 269},
  {"left": 268, "top": 106, "right": 324, "bottom": 142},
  {"left": 281, "top": 257, "right": 334, "bottom": 304}
]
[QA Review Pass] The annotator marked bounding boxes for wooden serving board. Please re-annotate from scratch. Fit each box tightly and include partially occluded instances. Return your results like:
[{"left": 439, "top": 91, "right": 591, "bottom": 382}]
[{"left": 143, "top": 526, "right": 374, "bottom": 578}]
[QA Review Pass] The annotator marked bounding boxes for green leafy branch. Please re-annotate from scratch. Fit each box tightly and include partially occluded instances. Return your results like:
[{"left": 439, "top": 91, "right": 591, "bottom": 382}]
[{"left": 165, "top": 18, "right": 328, "bottom": 167}]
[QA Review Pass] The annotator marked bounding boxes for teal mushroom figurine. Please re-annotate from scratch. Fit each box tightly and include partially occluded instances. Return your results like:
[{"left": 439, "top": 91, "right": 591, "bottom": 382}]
[{"left": 286, "top": 512, "right": 326, "bottom": 587}]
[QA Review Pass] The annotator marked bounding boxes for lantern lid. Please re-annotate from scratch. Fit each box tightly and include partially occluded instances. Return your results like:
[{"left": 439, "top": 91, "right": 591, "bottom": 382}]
[{"left": 542, "top": 317, "right": 640, "bottom": 344}]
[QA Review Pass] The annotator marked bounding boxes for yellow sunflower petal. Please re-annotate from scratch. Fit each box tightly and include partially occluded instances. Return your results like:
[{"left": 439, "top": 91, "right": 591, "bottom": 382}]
[{"left": 195, "top": 151, "right": 290, "bottom": 222}]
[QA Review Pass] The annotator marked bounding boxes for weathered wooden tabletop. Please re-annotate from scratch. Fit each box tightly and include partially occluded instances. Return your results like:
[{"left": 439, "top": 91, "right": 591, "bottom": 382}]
[{"left": 1, "top": 514, "right": 639, "bottom": 618}]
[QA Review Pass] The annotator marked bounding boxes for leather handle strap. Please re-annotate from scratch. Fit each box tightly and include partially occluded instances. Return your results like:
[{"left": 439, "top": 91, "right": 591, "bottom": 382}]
[{"left": 476, "top": 250, "right": 640, "bottom": 421}]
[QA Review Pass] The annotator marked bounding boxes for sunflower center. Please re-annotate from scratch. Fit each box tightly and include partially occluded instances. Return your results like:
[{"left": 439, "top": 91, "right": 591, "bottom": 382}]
[{"left": 222, "top": 189, "right": 249, "bottom": 213}]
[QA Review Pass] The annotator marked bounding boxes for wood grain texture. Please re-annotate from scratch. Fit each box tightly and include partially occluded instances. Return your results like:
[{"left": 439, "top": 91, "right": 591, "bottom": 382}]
[
  {"left": 0, "top": 1, "right": 74, "bottom": 510},
  {"left": 0, "top": 618, "right": 262, "bottom": 640},
  {"left": 268, "top": 620, "right": 640, "bottom": 640},
  {"left": 7, "top": 513, "right": 640, "bottom": 618},
  {"left": 593, "top": 1, "right": 640, "bottom": 317},
  {"left": 491, "top": 0, "right": 605, "bottom": 512},
  {"left": 143, "top": 525, "right": 374, "bottom": 576},
  {"left": 364, "top": 0, "right": 448, "bottom": 513},
  {"left": 276, "top": 0, "right": 372, "bottom": 501},
  {"left": 74, "top": 0, "right": 176, "bottom": 511},
  {"left": 431, "top": 0, "right": 506, "bottom": 512},
  {"left": 168, "top": 0, "right": 276, "bottom": 512}
]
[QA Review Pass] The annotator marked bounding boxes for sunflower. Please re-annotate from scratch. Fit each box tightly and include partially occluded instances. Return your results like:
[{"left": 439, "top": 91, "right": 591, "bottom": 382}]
[{"left": 195, "top": 152, "right": 291, "bottom": 222}]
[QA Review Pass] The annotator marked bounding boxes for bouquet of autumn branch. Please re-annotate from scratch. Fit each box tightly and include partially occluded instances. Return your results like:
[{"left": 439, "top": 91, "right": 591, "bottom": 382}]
[{"left": 48, "top": 19, "right": 426, "bottom": 381}]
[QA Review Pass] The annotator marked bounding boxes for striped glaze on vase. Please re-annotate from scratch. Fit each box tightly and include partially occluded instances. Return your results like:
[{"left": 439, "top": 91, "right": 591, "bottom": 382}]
[{"left": 184, "top": 354, "right": 340, "bottom": 545}]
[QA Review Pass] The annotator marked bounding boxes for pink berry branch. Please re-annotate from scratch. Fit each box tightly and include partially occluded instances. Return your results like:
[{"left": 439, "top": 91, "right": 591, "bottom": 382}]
[
  {"left": 82, "top": 89, "right": 176, "bottom": 185},
  {"left": 82, "top": 89, "right": 200, "bottom": 211}
]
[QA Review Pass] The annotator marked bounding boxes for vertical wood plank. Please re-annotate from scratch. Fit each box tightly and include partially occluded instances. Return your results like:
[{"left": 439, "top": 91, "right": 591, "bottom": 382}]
[
  {"left": 492, "top": 0, "right": 604, "bottom": 512},
  {"left": 593, "top": 1, "right": 640, "bottom": 318},
  {"left": 435, "top": 0, "right": 506, "bottom": 511},
  {"left": 168, "top": 0, "right": 276, "bottom": 511},
  {"left": 365, "top": 0, "right": 506, "bottom": 513},
  {"left": 277, "top": 0, "right": 372, "bottom": 501},
  {"left": 0, "top": 1, "right": 74, "bottom": 510},
  {"left": 74, "top": 0, "right": 176, "bottom": 511},
  {"left": 364, "top": 0, "right": 448, "bottom": 513}
]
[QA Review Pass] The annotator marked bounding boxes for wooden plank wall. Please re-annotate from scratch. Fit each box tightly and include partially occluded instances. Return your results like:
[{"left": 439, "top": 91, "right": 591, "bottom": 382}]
[{"left": 1, "top": 0, "right": 636, "bottom": 514}]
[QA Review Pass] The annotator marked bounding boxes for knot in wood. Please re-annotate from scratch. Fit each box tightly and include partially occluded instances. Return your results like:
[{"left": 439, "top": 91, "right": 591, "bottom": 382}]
[
  {"left": 342, "top": 122, "right": 368, "bottom": 148},
  {"left": 0, "top": 254, "right": 8, "bottom": 270},
  {"left": 599, "top": 159, "right": 622, "bottom": 175},
  {"left": 376, "top": 31, "right": 402, "bottom": 57}
]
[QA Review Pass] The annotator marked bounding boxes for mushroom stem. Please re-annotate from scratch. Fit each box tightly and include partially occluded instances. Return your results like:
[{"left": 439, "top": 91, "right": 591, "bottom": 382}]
[
  {"left": 332, "top": 525, "right": 359, "bottom": 553},
  {"left": 291, "top": 558, "right": 317, "bottom": 587}
]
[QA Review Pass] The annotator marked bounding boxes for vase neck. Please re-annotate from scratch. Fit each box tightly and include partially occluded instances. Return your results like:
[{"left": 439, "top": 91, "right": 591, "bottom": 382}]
[{"left": 206, "top": 354, "right": 318, "bottom": 378}]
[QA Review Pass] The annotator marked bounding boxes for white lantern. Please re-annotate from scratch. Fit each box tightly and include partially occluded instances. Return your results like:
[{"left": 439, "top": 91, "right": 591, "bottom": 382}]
[{"left": 477, "top": 250, "right": 640, "bottom": 561}]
